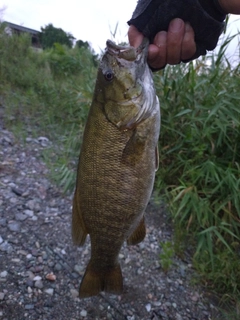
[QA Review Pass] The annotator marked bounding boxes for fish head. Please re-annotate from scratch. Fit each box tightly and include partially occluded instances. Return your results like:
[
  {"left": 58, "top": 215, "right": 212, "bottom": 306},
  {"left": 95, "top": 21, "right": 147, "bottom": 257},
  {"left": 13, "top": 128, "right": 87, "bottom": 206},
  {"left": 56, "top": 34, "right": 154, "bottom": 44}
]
[{"left": 96, "top": 39, "right": 158, "bottom": 130}]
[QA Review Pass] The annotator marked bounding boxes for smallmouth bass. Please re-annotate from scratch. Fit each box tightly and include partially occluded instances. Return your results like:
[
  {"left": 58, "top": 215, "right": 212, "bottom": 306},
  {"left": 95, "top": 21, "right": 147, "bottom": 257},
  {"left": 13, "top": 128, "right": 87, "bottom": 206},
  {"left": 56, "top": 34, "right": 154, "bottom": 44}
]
[{"left": 72, "top": 39, "right": 160, "bottom": 298}]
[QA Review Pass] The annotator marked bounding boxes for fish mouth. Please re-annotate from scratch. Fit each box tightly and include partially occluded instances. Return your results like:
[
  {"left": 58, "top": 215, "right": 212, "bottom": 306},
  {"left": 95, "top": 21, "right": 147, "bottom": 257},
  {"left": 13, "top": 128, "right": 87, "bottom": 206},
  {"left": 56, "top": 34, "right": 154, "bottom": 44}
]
[{"left": 106, "top": 38, "right": 149, "bottom": 62}]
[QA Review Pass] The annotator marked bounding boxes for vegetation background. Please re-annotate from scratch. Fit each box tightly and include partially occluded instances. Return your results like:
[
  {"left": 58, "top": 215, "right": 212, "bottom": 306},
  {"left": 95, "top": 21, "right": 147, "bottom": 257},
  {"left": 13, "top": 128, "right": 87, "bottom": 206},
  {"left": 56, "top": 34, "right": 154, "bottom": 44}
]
[{"left": 0, "top": 20, "right": 239, "bottom": 318}]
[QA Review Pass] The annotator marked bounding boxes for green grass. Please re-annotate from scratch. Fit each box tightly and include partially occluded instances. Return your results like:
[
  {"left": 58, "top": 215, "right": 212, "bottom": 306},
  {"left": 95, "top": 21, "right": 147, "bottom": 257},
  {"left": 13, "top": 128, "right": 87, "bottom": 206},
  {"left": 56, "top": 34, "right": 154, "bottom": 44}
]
[
  {"left": 0, "top": 20, "right": 239, "bottom": 316},
  {"left": 154, "top": 35, "right": 240, "bottom": 311}
]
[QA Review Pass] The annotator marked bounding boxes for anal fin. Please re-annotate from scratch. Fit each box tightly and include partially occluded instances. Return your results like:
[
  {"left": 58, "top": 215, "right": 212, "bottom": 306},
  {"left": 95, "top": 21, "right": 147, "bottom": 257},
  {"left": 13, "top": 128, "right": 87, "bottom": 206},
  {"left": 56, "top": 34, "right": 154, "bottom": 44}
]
[{"left": 127, "top": 217, "right": 146, "bottom": 245}]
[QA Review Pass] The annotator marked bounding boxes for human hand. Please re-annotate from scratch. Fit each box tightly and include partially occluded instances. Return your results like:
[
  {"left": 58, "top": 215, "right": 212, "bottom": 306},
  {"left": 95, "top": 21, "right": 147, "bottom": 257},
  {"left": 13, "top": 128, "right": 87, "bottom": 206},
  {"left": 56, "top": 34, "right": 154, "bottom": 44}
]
[
  {"left": 128, "top": 18, "right": 196, "bottom": 70},
  {"left": 128, "top": 0, "right": 226, "bottom": 70}
]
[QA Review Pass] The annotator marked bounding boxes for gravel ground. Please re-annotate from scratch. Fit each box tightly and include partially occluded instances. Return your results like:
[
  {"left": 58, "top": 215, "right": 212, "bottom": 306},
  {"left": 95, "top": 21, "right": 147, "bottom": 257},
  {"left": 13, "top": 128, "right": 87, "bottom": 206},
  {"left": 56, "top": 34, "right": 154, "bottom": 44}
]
[{"left": 0, "top": 116, "right": 221, "bottom": 320}]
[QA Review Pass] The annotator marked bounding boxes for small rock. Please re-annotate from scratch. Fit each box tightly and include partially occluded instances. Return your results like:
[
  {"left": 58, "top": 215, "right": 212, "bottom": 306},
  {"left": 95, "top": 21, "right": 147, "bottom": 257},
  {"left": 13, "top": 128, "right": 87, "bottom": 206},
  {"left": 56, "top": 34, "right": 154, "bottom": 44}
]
[
  {"left": 33, "top": 276, "right": 42, "bottom": 281},
  {"left": 0, "top": 292, "right": 5, "bottom": 300},
  {"left": 125, "top": 257, "right": 131, "bottom": 264},
  {"left": 24, "top": 210, "right": 34, "bottom": 217},
  {"left": 27, "top": 287, "right": 33, "bottom": 294},
  {"left": 25, "top": 304, "right": 34, "bottom": 310},
  {"left": 11, "top": 187, "right": 23, "bottom": 196},
  {"left": 26, "top": 137, "right": 33, "bottom": 143},
  {"left": 45, "top": 288, "right": 54, "bottom": 295},
  {"left": 34, "top": 280, "right": 43, "bottom": 289},
  {"left": 0, "top": 271, "right": 8, "bottom": 278},
  {"left": 0, "top": 236, "right": 3, "bottom": 244},
  {"left": 80, "top": 309, "right": 87, "bottom": 317},
  {"left": 10, "top": 197, "right": 18, "bottom": 204},
  {"left": 18, "top": 250, "right": 28, "bottom": 255},
  {"left": 191, "top": 292, "right": 200, "bottom": 302},
  {"left": 38, "top": 136, "right": 50, "bottom": 147},
  {"left": 54, "top": 263, "right": 62, "bottom": 271},
  {"left": 70, "top": 289, "right": 79, "bottom": 298},
  {"left": 8, "top": 222, "right": 21, "bottom": 232},
  {"left": 15, "top": 213, "right": 28, "bottom": 221},
  {"left": 46, "top": 273, "right": 56, "bottom": 281},
  {"left": 0, "top": 218, "right": 7, "bottom": 226},
  {"left": 74, "top": 265, "right": 84, "bottom": 274},
  {"left": 0, "top": 241, "right": 12, "bottom": 253},
  {"left": 176, "top": 314, "right": 183, "bottom": 320},
  {"left": 26, "top": 199, "right": 40, "bottom": 211},
  {"left": 145, "top": 303, "right": 151, "bottom": 312}
]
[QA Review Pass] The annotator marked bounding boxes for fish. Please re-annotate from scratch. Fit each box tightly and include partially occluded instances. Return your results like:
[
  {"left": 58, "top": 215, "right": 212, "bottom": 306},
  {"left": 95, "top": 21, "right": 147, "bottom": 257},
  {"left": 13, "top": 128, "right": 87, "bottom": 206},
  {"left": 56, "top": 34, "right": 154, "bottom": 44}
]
[{"left": 72, "top": 38, "right": 160, "bottom": 298}]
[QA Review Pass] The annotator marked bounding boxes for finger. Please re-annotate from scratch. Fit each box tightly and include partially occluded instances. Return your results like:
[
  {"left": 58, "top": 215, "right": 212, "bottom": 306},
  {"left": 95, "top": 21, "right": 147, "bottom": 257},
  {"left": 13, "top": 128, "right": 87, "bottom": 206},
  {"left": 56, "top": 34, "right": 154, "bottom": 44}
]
[
  {"left": 148, "top": 31, "right": 167, "bottom": 69},
  {"left": 181, "top": 23, "right": 196, "bottom": 60},
  {"left": 166, "top": 18, "right": 185, "bottom": 65},
  {"left": 128, "top": 25, "right": 144, "bottom": 48}
]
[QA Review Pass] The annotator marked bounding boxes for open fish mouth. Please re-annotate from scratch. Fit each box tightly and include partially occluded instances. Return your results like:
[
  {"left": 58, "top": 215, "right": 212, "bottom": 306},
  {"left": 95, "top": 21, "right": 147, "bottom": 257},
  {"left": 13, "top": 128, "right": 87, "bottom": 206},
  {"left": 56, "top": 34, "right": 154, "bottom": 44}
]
[{"left": 106, "top": 39, "right": 149, "bottom": 62}]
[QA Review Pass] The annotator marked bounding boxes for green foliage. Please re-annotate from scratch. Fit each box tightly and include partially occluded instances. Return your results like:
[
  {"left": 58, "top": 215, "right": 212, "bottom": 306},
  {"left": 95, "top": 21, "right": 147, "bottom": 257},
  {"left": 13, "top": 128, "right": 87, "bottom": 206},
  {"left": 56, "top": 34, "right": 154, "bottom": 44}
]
[
  {"left": 0, "top": 20, "right": 97, "bottom": 192},
  {"left": 39, "top": 23, "right": 75, "bottom": 49},
  {"left": 76, "top": 39, "right": 89, "bottom": 49},
  {"left": 154, "top": 36, "right": 240, "bottom": 302},
  {"left": 159, "top": 241, "right": 174, "bottom": 272}
]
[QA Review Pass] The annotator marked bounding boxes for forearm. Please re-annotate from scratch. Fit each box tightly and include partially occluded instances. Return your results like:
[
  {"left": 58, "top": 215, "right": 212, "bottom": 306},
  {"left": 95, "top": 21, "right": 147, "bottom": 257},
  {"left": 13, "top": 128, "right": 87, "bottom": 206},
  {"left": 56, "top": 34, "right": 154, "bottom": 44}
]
[{"left": 219, "top": 0, "right": 240, "bottom": 14}]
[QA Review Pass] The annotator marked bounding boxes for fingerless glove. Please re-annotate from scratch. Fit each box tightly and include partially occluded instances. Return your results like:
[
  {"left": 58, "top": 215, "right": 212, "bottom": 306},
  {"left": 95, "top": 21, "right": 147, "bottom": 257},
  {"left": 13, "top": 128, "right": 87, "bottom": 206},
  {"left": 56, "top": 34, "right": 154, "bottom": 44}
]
[{"left": 128, "top": 0, "right": 227, "bottom": 63}]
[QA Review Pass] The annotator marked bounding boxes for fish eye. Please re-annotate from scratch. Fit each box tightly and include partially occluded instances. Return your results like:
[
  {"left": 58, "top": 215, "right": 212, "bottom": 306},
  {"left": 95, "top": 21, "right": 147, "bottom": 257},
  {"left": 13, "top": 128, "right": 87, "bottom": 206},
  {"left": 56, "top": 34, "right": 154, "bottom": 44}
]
[{"left": 104, "top": 71, "right": 114, "bottom": 81}]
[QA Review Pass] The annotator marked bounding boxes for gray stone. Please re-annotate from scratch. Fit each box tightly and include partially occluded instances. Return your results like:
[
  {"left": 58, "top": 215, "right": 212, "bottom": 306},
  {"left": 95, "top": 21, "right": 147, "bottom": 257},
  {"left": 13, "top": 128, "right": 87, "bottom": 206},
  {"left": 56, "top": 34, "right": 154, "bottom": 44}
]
[
  {"left": 45, "top": 288, "right": 54, "bottom": 295},
  {"left": 0, "top": 271, "right": 8, "bottom": 278},
  {"left": 25, "top": 304, "right": 34, "bottom": 310},
  {"left": 0, "top": 218, "right": 7, "bottom": 226},
  {"left": 74, "top": 264, "right": 84, "bottom": 274},
  {"left": 70, "top": 289, "right": 79, "bottom": 298},
  {"left": 15, "top": 213, "right": 28, "bottom": 221},
  {"left": 34, "top": 280, "right": 43, "bottom": 289},
  {"left": 24, "top": 210, "right": 34, "bottom": 217},
  {"left": 0, "top": 241, "right": 12, "bottom": 253},
  {"left": 80, "top": 310, "right": 87, "bottom": 317},
  {"left": 8, "top": 222, "right": 21, "bottom": 232},
  {"left": 54, "top": 263, "right": 62, "bottom": 271}
]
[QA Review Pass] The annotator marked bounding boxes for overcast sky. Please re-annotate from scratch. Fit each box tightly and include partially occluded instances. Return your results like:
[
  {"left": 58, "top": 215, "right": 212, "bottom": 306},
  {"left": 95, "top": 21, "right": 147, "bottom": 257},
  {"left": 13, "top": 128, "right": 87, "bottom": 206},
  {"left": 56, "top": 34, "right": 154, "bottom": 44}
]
[{"left": 1, "top": 0, "right": 240, "bottom": 58}]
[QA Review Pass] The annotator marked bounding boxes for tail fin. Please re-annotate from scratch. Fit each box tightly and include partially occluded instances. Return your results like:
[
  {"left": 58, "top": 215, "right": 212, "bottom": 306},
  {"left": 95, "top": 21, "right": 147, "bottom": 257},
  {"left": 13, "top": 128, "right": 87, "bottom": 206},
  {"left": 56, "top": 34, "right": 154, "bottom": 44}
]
[{"left": 79, "top": 262, "right": 123, "bottom": 298}]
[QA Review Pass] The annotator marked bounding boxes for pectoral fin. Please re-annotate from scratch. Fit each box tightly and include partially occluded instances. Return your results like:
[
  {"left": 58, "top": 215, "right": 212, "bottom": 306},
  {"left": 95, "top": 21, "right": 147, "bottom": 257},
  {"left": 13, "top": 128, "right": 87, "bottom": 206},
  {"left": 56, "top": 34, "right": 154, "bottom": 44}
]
[
  {"left": 127, "top": 217, "right": 146, "bottom": 245},
  {"left": 72, "top": 191, "right": 88, "bottom": 246},
  {"left": 121, "top": 130, "right": 145, "bottom": 167}
]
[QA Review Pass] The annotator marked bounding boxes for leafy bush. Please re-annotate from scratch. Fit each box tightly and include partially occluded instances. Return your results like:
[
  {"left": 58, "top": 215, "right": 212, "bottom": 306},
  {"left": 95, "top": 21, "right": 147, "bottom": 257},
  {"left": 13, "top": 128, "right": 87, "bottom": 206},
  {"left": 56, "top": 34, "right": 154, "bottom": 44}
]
[
  {"left": 154, "top": 37, "right": 240, "bottom": 300},
  {"left": 0, "top": 20, "right": 97, "bottom": 190}
]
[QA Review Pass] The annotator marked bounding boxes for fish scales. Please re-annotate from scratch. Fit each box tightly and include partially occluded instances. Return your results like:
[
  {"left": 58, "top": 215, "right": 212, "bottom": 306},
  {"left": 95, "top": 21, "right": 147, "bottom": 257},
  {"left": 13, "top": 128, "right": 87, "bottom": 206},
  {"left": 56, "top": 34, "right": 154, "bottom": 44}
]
[{"left": 72, "top": 39, "right": 160, "bottom": 298}]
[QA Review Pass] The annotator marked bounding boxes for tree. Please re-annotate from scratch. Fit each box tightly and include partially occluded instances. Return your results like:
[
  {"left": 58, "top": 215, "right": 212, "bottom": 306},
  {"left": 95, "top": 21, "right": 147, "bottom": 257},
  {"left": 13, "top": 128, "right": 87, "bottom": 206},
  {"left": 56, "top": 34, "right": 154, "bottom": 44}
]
[
  {"left": 75, "top": 39, "right": 90, "bottom": 49},
  {"left": 39, "top": 23, "right": 75, "bottom": 49}
]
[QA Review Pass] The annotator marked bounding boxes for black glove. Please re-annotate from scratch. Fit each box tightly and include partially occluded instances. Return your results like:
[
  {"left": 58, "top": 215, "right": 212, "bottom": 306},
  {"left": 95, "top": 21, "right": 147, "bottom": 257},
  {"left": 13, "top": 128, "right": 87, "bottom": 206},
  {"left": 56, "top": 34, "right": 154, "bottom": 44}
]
[{"left": 128, "top": 0, "right": 227, "bottom": 63}]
